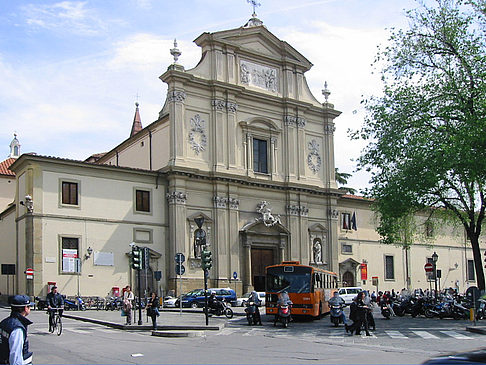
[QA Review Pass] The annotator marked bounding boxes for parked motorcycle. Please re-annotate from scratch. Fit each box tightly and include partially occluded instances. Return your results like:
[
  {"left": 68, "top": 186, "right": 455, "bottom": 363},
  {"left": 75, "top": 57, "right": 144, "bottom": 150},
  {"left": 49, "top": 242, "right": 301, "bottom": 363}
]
[
  {"left": 274, "top": 303, "right": 292, "bottom": 328},
  {"left": 330, "top": 304, "right": 345, "bottom": 327},
  {"left": 245, "top": 301, "right": 261, "bottom": 325}
]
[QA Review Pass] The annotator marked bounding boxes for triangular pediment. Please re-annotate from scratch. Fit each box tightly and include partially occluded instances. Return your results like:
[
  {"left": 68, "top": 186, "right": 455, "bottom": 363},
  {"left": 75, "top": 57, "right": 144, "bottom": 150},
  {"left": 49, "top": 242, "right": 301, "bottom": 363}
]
[{"left": 194, "top": 26, "right": 312, "bottom": 71}]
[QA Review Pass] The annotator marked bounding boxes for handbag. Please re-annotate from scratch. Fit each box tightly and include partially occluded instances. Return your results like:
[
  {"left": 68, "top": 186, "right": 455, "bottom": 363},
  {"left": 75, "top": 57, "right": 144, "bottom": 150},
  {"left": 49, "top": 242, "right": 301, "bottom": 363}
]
[{"left": 121, "top": 308, "right": 127, "bottom": 317}]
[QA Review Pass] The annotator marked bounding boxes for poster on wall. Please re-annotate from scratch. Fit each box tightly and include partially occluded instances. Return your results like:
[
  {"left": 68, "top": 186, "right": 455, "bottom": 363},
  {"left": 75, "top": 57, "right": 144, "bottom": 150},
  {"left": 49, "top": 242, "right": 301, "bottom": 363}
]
[{"left": 62, "top": 249, "right": 78, "bottom": 273}]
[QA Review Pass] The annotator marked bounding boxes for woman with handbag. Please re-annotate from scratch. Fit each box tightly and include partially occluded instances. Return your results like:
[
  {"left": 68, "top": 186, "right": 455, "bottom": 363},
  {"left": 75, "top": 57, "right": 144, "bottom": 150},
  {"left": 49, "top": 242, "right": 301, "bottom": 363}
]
[
  {"left": 123, "top": 286, "right": 134, "bottom": 325},
  {"left": 147, "top": 292, "right": 160, "bottom": 330}
]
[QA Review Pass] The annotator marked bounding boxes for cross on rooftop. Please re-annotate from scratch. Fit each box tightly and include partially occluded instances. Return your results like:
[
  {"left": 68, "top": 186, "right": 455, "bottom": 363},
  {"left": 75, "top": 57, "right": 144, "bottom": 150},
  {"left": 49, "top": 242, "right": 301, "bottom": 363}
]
[{"left": 247, "top": 0, "right": 261, "bottom": 17}]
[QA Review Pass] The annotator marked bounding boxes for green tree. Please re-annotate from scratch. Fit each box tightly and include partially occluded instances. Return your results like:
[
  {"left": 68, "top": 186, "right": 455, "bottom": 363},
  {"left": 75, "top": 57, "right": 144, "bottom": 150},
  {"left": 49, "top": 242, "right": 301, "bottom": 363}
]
[
  {"left": 335, "top": 168, "right": 357, "bottom": 195},
  {"left": 353, "top": 0, "right": 486, "bottom": 290}
]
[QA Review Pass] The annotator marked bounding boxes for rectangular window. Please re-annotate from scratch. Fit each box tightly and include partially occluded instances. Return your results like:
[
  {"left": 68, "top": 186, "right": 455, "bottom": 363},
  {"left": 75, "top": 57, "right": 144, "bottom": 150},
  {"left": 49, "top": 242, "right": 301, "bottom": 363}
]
[
  {"left": 342, "top": 213, "right": 351, "bottom": 230},
  {"left": 253, "top": 138, "right": 268, "bottom": 174},
  {"left": 61, "top": 237, "right": 79, "bottom": 273},
  {"left": 135, "top": 190, "right": 150, "bottom": 212},
  {"left": 62, "top": 181, "right": 78, "bottom": 205},
  {"left": 467, "top": 259, "right": 475, "bottom": 281},
  {"left": 385, "top": 255, "right": 394, "bottom": 280}
]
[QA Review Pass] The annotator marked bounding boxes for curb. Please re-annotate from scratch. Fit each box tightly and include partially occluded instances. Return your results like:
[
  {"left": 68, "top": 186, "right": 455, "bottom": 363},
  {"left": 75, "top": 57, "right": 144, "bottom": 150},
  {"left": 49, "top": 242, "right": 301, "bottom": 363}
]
[
  {"left": 152, "top": 330, "right": 204, "bottom": 338},
  {"left": 466, "top": 326, "right": 486, "bottom": 335},
  {"left": 62, "top": 313, "right": 224, "bottom": 331}
]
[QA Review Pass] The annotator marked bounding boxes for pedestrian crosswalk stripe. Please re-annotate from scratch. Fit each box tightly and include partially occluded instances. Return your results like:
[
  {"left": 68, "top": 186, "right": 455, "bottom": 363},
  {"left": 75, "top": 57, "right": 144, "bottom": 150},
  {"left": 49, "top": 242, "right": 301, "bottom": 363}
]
[
  {"left": 385, "top": 330, "right": 408, "bottom": 339},
  {"left": 412, "top": 331, "right": 439, "bottom": 339},
  {"left": 440, "top": 331, "right": 472, "bottom": 340}
]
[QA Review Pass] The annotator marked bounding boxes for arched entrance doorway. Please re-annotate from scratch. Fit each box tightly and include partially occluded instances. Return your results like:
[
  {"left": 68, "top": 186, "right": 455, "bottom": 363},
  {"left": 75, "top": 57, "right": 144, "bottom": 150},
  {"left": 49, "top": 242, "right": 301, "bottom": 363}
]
[
  {"left": 240, "top": 221, "right": 290, "bottom": 293},
  {"left": 342, "top": 271, "right": 355, "bottom": 287}
]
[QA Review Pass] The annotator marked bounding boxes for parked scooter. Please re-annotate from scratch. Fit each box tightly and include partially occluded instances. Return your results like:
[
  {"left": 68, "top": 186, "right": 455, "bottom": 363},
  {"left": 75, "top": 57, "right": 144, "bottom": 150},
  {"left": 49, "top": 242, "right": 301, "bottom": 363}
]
[
  {"left": 63, "top": 296, "right": 86, "bottom": 311},
  {"left": 330, "top": 304, "right": 346, "bottom": 327},
  {"left": 35, "top": 296, "right": 47, "bottom": 311},
  {"left": 105, "top": 296, "right": 123, "bottom": 311},
  {"left": 245, "top": 301, "right": 261, "bottom": 325},
  {"left": 274, "top": 303, "right": 292, "bottom": 328}
]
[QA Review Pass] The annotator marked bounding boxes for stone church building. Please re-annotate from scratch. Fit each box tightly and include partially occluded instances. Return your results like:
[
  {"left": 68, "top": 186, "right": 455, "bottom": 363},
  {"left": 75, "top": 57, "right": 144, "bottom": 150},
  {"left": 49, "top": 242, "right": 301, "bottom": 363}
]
[{"left": 0, "top": 15, "right": 481, "bottom": 300}]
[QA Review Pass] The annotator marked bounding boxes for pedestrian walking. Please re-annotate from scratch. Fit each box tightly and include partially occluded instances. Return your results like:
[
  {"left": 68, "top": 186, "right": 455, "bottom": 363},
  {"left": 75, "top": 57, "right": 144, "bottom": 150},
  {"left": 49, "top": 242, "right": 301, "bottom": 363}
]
[
  {"left": 345, "top": 291, "right": 371, "bottom": 336},
  {"left": 123, "top": 286, "right": 134, "bottom": 325},
  {"left": 146, "top": 292, "right": 160, "bottom": 330},
  {"left": 0, "top": 295, "right": 34, "bottom": 365}
]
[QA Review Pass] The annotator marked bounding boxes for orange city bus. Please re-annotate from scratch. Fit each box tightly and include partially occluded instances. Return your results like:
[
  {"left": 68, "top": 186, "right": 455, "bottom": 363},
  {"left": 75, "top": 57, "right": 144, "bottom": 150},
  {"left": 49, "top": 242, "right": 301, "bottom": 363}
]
[{"left": 265, "top": 261, "right": 338, "bottom": 318}]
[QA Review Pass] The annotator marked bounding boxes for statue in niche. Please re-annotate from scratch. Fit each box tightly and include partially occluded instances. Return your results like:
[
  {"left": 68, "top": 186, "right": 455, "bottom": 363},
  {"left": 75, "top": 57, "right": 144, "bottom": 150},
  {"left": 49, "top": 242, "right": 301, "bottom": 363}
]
[{"left": 313, "top": 240, "right": 322, "bottom": 263}]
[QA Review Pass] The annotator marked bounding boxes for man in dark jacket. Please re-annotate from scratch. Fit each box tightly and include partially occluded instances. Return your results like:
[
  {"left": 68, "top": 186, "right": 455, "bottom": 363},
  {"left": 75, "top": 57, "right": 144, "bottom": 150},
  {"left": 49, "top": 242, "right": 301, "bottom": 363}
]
[
  {"left": 0, "top": 295, "right": 34, "bottom": 365},
  {"left": 46, "top": 286, "right": 64, "bottom": 331}
]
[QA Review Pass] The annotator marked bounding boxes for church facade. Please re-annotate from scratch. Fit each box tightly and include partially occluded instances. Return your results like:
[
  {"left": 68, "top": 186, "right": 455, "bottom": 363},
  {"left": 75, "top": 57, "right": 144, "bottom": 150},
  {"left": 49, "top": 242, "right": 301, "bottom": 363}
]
[{"left": 0, "top": 16, "right": 482, "bottom": 300}]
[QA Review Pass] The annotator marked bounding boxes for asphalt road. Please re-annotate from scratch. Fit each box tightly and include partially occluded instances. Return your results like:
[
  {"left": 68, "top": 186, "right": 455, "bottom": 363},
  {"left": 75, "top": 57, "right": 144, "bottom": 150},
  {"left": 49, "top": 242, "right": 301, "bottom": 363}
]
[{"left": 2, "top": 306, "right": 485, "bottom": 364}]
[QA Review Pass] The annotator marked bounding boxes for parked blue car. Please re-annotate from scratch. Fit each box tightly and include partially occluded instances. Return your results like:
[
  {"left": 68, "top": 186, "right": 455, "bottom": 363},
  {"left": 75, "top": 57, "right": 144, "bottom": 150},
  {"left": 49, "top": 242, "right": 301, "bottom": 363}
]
[{"left": 176, "top": 288, "right": 237, "bottom": 308}]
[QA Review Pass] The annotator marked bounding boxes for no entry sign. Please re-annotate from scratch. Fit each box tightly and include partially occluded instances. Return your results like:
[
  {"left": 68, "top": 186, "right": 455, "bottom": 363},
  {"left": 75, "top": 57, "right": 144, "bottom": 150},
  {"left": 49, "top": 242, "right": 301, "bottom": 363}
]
[
  {"left": 424, "top": 263, "right": 434, "bottom": 272},
  {"left": 25, "top": 268, "right": 34, "bottom": 280}
]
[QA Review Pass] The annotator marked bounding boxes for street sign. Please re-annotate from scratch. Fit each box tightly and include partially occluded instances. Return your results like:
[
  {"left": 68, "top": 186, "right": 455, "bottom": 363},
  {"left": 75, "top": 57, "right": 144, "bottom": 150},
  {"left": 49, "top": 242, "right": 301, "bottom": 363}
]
[
  {"left": 233, "top": 271, "right": 237, "bottom": 280},
  {"left": 175, "top": 264, "right": 185, "bottom": 276},
  {"left": 424, "top": 263, "right": 434, "bottom": 272},
  {"left": 372, "top": 276, "right": 378, "bottom": 286},
  {"left": 25, "top": 268, "right": 34, "bottom": 280},
  {"left": 175, "top": 253, "right": 185, "bottom": 264}
]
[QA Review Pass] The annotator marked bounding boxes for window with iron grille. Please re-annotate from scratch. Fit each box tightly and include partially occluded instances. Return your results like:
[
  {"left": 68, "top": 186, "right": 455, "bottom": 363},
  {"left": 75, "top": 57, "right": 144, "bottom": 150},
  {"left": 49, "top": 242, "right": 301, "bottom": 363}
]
[
  {"left": 467, "top": 259, "right": 475, "bottom": 281},
  {"left": 385, "top": 255, "right": 394, "bottom": 280}
]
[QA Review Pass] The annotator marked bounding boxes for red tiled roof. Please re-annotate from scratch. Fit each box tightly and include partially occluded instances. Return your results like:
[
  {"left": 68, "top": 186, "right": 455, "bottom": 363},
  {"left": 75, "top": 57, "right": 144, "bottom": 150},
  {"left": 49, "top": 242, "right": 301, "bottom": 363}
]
[
  {"left": 342, "top": 194, "right": 373, "bottom": 201},
  {"left": 0, "top": 158, "right": 15, "bottom": 177}
]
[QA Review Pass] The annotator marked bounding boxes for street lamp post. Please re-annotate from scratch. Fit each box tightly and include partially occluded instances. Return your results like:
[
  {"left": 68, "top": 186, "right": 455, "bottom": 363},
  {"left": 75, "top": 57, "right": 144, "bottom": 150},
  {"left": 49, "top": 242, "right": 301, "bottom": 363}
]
[{"left": 432, "top": 252, "right": 438, "bottom": 299}]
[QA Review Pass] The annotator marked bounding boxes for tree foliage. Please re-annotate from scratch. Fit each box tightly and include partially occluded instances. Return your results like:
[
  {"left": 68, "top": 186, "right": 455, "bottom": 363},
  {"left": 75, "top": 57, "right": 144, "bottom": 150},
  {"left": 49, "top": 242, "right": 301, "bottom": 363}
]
[
  {"left": 335, "top": 168, "right": 357, "bottom": 195},
  {"left": 353, "top": 0, "right": 486, "bottom": 290}
]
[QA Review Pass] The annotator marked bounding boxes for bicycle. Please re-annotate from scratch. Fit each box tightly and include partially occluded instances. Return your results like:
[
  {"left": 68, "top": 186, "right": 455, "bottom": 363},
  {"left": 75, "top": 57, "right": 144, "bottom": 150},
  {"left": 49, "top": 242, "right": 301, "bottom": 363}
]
[{"left": 47, "top": 308, "right": 63, "bottom": 336}]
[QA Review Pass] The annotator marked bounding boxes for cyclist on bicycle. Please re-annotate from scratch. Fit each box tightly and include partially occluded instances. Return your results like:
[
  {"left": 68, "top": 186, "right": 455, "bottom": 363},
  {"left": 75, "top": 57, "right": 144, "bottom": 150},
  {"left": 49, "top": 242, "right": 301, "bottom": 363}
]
[{"left": 46, "top": 286, "right": 64, "bottom": 331}]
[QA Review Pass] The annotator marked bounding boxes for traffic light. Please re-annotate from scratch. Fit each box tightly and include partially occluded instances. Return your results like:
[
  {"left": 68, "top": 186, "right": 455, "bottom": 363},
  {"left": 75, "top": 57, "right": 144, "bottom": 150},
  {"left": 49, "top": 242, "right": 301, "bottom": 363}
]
[
  {"left": 201, "top": 249, "right": 212, "bottom": 270},
  {"left": 141, "top": 247, "right": 149, "bottom": 270},
  {"left": 131, "top": 246, "right": 141, "bottom": 270}
]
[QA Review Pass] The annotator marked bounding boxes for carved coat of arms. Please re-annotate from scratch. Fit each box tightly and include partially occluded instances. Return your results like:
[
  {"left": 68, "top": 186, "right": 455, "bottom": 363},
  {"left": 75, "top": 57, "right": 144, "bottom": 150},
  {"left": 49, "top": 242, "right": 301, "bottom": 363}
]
[{"left": 255, "top": 201, "right": 281, "bottom": 227}]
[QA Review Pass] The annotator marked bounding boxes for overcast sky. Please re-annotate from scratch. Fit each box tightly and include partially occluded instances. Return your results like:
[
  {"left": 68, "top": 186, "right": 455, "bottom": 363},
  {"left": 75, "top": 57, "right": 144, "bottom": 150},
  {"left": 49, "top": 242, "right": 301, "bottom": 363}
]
[{"left": 0, "top": 0, "right": 419, "bottom": 191}]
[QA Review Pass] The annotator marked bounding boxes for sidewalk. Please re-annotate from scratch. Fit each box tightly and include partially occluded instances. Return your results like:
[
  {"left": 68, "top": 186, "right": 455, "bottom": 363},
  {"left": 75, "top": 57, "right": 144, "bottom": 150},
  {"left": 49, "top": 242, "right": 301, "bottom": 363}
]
[{"left": 61, "top": 307, "right": 246, "bottom": 336}]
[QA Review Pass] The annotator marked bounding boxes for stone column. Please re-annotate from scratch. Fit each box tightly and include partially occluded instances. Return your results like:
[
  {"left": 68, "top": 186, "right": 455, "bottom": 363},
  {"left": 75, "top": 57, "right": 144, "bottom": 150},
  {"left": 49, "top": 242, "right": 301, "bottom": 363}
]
[
  {"left": 243, "top": 236, "right": 252, "bottom": 293},
  {"left": 166, "top": 189, "right": 187, "bottom": 294}
]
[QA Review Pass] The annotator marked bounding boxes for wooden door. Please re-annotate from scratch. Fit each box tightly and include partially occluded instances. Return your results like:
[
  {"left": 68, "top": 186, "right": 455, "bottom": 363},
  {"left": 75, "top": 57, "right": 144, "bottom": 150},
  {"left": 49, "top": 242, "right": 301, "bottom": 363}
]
[{"left": 251, "top": 248, "right": 274, "bottom": 291}]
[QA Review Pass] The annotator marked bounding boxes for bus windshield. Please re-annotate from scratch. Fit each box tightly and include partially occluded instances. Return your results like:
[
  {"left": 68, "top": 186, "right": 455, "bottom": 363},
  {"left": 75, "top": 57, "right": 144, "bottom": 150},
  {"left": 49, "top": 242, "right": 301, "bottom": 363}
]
[{"left": 266, "top": 266, "right": 312, "bottom": 293}]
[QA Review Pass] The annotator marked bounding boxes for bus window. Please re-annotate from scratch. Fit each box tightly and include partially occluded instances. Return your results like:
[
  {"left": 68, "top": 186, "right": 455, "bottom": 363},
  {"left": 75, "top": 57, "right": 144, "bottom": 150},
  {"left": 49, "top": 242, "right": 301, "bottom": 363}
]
[{"left": 266, "top": 266, "right": 312, "bottom": 293}]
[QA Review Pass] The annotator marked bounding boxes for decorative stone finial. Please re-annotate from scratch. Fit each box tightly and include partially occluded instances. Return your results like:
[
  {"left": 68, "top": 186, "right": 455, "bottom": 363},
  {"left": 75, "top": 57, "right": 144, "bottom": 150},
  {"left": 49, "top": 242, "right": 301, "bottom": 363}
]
[
  {"left": 170, "top": 39, "right": 181, "bottom": 64},
  {"left": 8, "top": 132, "right": 20, "bottom": 159},
  {"left": 322, "top": 81, "right": 331, "bottom": 103}
]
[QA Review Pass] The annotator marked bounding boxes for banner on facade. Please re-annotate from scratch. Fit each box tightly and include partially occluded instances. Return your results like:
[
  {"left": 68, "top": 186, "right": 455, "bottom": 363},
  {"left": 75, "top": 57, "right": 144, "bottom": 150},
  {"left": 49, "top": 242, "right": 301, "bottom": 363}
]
[{"left": 360, "top": 263, "right": 368, "bottom": 281}]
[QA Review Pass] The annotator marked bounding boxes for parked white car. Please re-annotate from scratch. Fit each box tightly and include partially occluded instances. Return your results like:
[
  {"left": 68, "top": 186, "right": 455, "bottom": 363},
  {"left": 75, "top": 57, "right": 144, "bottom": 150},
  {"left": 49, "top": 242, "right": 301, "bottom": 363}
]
[
  {"left": 236, "top": 292, "right": 266, "bottom": 307},
  {"left": 163, "top": 296, "right": 178, "bottom": 308},
  {"left": 337, "top": 287, "right": 363, "bottom": 304}
]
